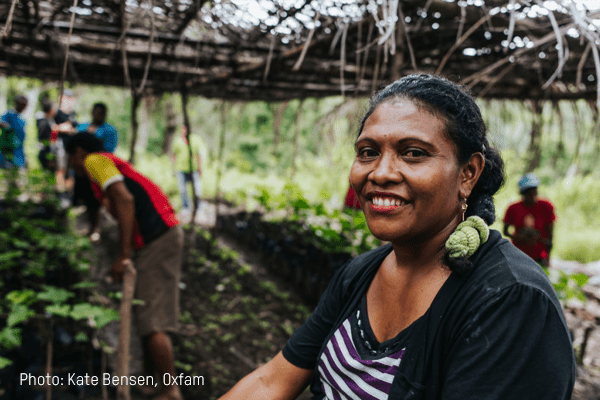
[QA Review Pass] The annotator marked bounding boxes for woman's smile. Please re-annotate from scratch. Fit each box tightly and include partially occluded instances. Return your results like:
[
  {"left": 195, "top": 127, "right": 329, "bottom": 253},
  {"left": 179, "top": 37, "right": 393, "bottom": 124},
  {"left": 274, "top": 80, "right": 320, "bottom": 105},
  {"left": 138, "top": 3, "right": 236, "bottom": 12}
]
[{"left": 367, "top": 192, "right": 408, "bottom": 212}]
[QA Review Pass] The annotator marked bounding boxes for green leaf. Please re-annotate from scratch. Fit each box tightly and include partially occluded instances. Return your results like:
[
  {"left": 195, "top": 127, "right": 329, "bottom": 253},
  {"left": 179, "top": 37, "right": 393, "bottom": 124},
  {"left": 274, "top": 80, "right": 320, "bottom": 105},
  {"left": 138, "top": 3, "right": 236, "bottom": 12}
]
[
  {"left": 75, "top": 332, "right": 89, "bottom": 342},
  {"left": 571, "top": 273, "right": 589, "bottom": 287},
  {"left": 37, "top": 286, "right": 74, "bottom": 304},
  {"left": 11, "top": 238, "right": 30, "bottom": 249},
  {"left": 6, "top": 289, "right": 36, "bottom": 305},
  {"left": 46, "top": 304, "right": 71, "bottom": 317},
  {"left": 71, "top": 281, "right": 97, "bottom": 289},
  {"left": 0, "top": 250, "right": 23, "bottom": 263},
  {"left": 70, "top": 303, "right": 100, "bottom": 320},
  {"left": 0, "top": 327, "right": 22, "bottom": 350},
  {"left": 0, "top": 356, "right": 13, "bottom": 370},
  {"left": 95, "top": 308, "right": 120, "bottom": 328},
  {"left": 7, "top": 304, "right": 35, "bottom": 326},
  {"left": 293, "top": 198, "right": 310, "bottom": 210}
]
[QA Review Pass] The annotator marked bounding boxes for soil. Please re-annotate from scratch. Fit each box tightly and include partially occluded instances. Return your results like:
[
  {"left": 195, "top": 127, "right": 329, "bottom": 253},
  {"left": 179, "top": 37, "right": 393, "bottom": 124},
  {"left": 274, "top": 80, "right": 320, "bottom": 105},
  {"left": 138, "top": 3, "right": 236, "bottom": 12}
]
[{"left": 83, "top": 207, "right": 316, "bottom": 400}]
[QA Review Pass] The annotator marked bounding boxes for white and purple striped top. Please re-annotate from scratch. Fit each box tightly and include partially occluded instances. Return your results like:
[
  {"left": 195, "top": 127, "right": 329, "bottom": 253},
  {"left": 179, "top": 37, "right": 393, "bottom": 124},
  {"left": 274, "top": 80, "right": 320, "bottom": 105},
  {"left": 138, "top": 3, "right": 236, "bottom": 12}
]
[{"left": 318, "top": 308, "right": 405, "bottom": 400}]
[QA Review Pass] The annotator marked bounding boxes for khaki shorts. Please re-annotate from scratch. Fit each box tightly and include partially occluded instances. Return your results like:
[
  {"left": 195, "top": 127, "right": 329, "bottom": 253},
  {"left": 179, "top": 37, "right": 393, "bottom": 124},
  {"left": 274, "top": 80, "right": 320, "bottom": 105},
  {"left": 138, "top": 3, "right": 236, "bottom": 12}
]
[{"left": 134, "top": 225, "right": 184, "bottom": 337}]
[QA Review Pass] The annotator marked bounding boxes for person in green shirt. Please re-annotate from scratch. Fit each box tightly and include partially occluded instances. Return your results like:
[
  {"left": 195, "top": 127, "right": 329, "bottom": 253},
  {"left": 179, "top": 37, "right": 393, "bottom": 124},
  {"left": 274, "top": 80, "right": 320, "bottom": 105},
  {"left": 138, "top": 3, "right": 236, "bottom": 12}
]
[{"left": 171, "top": 125, "right": 206, "bottom": 222}]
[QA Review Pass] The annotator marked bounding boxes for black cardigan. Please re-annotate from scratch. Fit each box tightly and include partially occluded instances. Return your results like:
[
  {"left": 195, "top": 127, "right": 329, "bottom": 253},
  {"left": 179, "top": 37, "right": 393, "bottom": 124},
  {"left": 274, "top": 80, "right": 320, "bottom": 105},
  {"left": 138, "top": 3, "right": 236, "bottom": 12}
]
[{"left": 282, "top": 230, "right": 575, "bottom": 399}]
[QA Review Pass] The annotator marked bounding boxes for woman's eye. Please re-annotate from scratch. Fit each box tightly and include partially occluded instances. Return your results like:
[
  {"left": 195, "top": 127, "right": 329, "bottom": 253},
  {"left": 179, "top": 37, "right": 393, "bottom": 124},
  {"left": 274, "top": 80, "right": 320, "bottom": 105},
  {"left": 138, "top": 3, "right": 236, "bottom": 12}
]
[
  {"left": 404, "top": 148, "right": 427, "bottom": 158},
  {"left": 357, "top": 148, "right": 378, "bottom": 158}
]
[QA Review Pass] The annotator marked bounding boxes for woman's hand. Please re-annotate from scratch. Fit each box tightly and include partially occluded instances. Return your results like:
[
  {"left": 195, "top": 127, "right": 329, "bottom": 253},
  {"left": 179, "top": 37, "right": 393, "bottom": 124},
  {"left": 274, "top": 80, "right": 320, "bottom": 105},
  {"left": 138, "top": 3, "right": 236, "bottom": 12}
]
[{"left": 219, "top": 351, "right": 312, "bottom": 400}]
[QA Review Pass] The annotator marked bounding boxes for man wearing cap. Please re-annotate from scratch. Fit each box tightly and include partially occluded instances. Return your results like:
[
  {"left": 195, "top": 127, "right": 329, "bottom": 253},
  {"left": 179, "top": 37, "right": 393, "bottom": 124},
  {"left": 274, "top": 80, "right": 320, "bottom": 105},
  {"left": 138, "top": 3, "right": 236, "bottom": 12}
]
[{"left": 503, "top": 173, "right": 556, "bottom": 266}]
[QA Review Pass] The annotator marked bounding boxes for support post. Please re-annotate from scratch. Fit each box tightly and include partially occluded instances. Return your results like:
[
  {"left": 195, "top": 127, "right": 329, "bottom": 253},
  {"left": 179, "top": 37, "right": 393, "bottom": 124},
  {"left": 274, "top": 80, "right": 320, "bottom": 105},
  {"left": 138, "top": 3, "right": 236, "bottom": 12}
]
[
  {"left": 214, "top": 100, "right": 227, "bottom": 233},
  {"left": 128, "top": 94, "right": 140, "bottom": 165},
  {"left": 180, "top": 87, "right": 198, "bottom": 221},
  {"left": 116, "top": 260, "right": 136, "bottom": 400}
]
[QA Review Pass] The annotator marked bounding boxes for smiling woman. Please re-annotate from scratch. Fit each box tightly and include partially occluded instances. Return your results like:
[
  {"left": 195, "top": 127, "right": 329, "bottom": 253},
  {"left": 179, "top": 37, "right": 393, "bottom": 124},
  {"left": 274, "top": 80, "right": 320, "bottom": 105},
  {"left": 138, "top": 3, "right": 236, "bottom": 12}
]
[{"left": 218, "top": 74, "right": 575, "bottom": 400}]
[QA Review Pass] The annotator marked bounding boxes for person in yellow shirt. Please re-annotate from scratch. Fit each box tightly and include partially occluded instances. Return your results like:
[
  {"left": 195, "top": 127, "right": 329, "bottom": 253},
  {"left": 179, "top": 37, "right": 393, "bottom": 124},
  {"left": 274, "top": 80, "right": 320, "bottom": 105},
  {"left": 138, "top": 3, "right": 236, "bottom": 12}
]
[{"left": 171, "top": 125, "right": 206, "bottom": 222}]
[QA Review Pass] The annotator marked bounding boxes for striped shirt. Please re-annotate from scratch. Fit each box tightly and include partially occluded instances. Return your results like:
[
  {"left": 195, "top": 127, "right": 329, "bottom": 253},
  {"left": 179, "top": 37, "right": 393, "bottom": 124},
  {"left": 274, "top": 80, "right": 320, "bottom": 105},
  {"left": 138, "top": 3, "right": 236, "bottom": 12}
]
[{"left": 318, "top": 304, "right": 405, "bottom": 400}]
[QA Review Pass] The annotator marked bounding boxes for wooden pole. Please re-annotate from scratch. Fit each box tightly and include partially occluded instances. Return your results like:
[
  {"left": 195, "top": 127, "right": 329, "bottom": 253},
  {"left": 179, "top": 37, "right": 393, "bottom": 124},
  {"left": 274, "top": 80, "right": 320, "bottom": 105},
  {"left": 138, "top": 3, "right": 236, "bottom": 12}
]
[
  {"left": 180, "top": 87, "right": 198, "bottom": 221},
  {"left": 45, "top": 325, "right": 53, "bottom": 400},
  {"left": 214, "top": 100, "right": 227, "bottom": 232},
  {"left": 290, "top": 99, "right": 305, "bottom": 180},
  {"left": 116, "top": 260, "right": 136, "bottom": 400},
  {"left": 128, "top": 94, "right": 140, "bottom": 164},
  {"left": 101, "top": 347, "right": 108, "bottom": 400}
]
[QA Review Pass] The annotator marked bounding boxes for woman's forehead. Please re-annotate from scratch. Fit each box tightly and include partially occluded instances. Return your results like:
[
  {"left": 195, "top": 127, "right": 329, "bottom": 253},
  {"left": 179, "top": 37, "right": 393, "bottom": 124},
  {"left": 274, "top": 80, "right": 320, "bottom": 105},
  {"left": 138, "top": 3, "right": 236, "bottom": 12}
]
[{"left": 362, "top": 100, "right": 447, "bottom": 136}]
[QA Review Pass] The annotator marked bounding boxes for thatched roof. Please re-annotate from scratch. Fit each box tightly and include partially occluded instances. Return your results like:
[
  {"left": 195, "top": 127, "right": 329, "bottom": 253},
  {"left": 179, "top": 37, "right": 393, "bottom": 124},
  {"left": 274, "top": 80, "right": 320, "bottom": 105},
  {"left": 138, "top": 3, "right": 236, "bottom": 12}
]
[{"left": 1, "top": 0, "right": 599, "bottom": 102}]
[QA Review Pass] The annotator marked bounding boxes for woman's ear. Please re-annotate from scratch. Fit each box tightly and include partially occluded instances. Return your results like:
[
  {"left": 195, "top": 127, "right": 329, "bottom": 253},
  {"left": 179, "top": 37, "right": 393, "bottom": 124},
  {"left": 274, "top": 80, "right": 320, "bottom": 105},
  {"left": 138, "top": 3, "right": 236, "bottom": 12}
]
[{"left": 459, "top": 152, "right": 485, "bottom": 199}]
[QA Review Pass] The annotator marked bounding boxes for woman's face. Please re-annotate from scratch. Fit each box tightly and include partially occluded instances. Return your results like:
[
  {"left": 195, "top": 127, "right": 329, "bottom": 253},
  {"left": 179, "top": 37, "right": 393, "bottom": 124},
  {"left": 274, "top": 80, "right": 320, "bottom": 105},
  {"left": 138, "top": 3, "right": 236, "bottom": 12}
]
[{"left": 350, "top": 99, "right": 467, "bottom": 244}]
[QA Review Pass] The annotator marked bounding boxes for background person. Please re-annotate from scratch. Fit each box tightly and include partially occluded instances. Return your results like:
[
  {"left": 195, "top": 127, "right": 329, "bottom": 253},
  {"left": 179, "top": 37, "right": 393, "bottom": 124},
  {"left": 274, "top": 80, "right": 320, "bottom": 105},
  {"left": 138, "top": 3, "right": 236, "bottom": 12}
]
[
  {"left": 503, "top": 172, "right": 555, "bottom": 266},
  {"left": 36, "top": 99, "right": 58, "bottom": 172},
  {"left": 66, "top": 133, "right": 183, "bottom": 400},
  {"left": 0, "top": 95, "right": 29, "bottom": 169},
  {"left": 74, "top": 102, "right": 119, "bottom": 240},
  {"left": 54, "top": 89, "right": 79, "bottom": 207},
  {"left": 171, "top": 125, "right": 205, "bottom": 223},
  {"left": 77, "top": 102, "right": 118, "bottom": 152},
  {"left": 218, "top": 74, "right": 574, "bottom": 400}
]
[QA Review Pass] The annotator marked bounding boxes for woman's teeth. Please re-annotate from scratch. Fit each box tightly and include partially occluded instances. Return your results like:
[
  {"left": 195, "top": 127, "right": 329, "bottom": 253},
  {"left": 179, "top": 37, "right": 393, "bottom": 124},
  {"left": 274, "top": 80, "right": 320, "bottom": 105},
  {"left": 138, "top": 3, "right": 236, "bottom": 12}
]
[{"left": 372, "top": 197, "right": 404, "bottom": 206}]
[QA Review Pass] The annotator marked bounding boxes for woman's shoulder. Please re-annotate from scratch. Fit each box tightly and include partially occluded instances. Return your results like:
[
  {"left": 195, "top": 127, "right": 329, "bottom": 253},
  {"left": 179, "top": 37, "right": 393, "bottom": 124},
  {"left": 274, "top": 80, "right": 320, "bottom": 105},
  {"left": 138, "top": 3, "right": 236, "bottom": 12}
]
[{"left": 465, "top": 229, "right": 560, "bottom": 307}]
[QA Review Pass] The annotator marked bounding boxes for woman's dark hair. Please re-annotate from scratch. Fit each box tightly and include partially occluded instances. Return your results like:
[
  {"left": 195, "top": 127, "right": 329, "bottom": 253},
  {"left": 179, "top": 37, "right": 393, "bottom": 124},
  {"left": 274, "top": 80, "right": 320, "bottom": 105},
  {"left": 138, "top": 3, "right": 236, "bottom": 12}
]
[
  {"left": 359, "top": 74, "right": 505, "bottom": 272},
  {"left": 65, "top": 132, "right": 105, "bottom": 155}
]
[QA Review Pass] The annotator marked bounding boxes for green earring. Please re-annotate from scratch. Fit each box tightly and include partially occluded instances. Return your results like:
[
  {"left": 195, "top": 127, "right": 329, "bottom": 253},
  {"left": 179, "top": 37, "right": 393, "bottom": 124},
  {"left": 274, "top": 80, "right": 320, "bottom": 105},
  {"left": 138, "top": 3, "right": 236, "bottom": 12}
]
[{"left": 445, "top": 216, "right": 490, "bottom": 258}]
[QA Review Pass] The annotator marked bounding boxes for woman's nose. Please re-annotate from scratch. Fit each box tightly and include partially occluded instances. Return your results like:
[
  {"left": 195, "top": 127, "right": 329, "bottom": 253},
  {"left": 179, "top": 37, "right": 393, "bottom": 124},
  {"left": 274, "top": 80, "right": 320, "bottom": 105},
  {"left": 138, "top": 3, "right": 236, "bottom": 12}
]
[{"left": 369, "top": 153, "right": 400, "bottom": 185}]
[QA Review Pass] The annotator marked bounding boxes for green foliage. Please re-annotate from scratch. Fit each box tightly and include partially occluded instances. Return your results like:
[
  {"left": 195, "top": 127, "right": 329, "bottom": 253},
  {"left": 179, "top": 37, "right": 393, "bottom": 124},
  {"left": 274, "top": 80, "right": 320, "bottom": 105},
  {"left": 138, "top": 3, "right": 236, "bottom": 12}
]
[
  {"left": 545, "top": 268, "right": 589, "bottom": 303},
  {"left": 0, "top": 170, "right": 121, "bottom": 369}
]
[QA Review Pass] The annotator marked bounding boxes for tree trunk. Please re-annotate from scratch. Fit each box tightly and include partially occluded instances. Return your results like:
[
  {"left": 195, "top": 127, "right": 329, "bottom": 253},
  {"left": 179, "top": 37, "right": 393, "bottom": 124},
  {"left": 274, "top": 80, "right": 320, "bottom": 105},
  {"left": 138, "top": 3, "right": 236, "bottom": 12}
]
[
  {"left": 180, "top": 87, "right": 198, "bottom": 220},
  {"left": 570, "top": 101, "right": 584, "bottom": 167},
  {"left": 525, "top": 100, "right": 543, "bottom": 172},
  {"left": 136, "top": 97, "right": 152, "bottom": 153},
  {"left": 271, "top": 101, "right": 288, "bottom": 157},
  {"left": 161, "top": 96, "right": 176, "bottom": 155},
  {"left": 214, "top": 100, "right": 227, "bottom": 234},
  {"left": 128, "top": 94, "right": 140, "bottom": 164},
  {"left": 550, "top": 101, "right": 565, "bottom": 170},
  {"left": 588, "top": 100, "right": 600, "bottom": 168},
  {"left": 290, "top": 99, "right": 305, "bottom": 180}
]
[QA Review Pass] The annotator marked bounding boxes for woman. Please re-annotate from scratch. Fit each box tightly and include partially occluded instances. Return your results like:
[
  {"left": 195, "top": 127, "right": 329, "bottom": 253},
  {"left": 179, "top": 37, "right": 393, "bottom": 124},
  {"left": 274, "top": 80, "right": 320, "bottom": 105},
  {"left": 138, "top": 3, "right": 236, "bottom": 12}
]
[{"left": 219, "top": 74, "right": 575, "bottom": 399}]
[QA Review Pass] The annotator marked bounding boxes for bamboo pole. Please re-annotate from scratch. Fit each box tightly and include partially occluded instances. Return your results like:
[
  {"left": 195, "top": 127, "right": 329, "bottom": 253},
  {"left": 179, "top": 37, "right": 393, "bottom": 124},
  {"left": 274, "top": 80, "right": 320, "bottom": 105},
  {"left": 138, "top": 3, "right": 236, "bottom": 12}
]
[{"left": 116, "top": 260, "right": 136, "bottom": 400}]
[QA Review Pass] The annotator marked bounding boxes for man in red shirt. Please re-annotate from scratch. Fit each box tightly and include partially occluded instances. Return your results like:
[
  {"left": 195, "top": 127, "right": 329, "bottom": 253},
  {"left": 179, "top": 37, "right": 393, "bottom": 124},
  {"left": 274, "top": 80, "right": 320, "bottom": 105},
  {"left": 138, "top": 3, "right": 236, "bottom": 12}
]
[
  {"left": 66, "top": 133, "right": 183, "bottom": 400},
  {"left": 503, "top": 173, "right": 555, "bottom": 266}
]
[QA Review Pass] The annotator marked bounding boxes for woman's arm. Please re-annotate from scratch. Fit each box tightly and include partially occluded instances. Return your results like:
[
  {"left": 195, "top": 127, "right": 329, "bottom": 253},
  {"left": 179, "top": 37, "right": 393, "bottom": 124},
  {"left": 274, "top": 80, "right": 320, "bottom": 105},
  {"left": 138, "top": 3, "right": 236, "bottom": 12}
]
[{"left": 219, "top": 351, "right": 313, "bottom": 400}]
